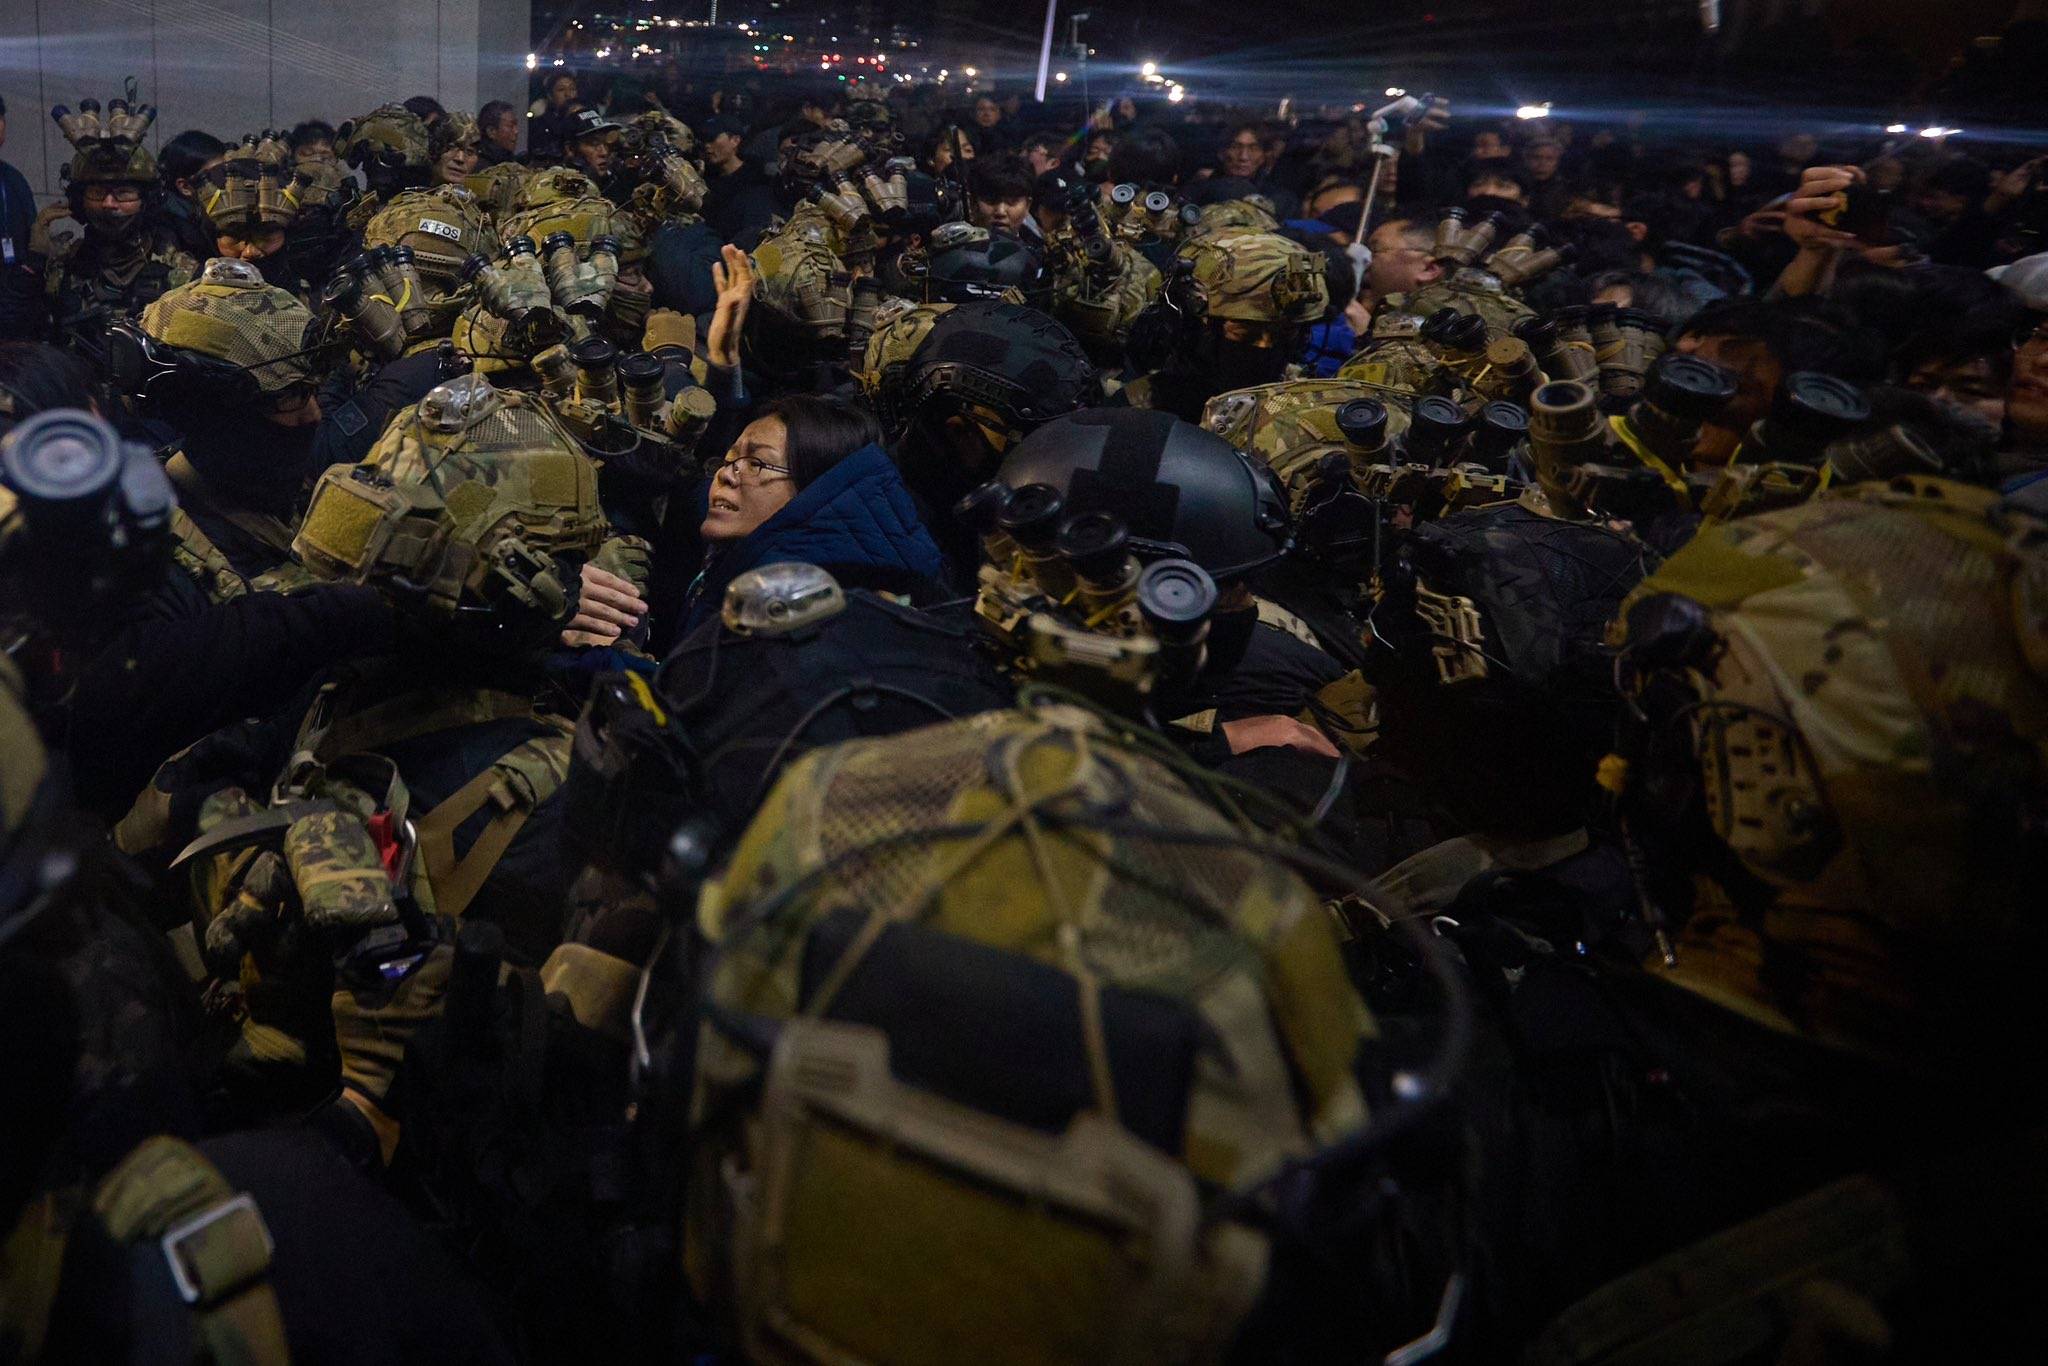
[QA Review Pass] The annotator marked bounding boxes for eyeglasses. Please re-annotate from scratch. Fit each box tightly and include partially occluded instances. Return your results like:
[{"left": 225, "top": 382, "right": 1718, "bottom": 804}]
[
  {"left": 720, "top": 451, "right": 791, "bottom": 481},
  {"left": 82, "top": 186, "right": 144, "bottom": 207}
]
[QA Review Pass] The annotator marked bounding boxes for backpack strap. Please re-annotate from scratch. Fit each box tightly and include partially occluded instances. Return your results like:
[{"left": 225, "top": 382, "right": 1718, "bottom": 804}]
[
  {"left": 92, "top": 1136, "right": 291, "bottom": 1365},
  {"left": 414, "top": 725, "right": 574, "bottom": 919}
]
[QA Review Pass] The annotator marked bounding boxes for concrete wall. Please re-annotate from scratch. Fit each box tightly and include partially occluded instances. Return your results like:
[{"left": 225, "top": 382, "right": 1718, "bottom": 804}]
[{"left": 1, "top": 0, "right": 533, "bottom": 203}]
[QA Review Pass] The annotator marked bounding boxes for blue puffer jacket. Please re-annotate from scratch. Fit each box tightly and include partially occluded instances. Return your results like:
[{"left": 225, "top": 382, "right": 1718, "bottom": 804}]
[{"left": 679, "top": 442, "right": 946, "bottom": 636}]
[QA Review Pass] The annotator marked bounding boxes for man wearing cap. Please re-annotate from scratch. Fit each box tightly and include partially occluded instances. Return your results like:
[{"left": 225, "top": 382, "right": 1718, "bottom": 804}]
[
  {"left": 561, "top": 108, "right": 622, "bottom": 188},
  {"left": 700, "top": 114, "right": 776, "bottom": 250}
]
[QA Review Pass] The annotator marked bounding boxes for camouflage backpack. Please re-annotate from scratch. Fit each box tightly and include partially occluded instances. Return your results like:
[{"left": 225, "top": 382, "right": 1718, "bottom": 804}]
[
  {"left": 686, "top": 704, "right": 1372, "bottom": 1365},
  {"left": 1203, "top": 377, "right": 1418, "bottom": 508}
]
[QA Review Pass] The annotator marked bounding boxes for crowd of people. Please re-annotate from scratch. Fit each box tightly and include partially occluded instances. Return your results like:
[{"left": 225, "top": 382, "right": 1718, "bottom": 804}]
[{"left": 1, "top": 59, "right": 2045, "bottom": 1364}]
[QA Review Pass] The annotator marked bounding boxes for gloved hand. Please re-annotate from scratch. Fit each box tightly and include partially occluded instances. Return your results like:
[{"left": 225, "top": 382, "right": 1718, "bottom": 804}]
[
  {"left": 642, "top": 307, "right": 696, "bottom": 354},
  {"left": 333, "top": 932, "right": 456, "bottom": 1109}
]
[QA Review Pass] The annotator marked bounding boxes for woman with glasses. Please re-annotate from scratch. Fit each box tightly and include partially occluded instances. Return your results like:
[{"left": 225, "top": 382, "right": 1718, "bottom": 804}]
[{"left": 675, "top": 392, "right": 945, "bottom": 642}]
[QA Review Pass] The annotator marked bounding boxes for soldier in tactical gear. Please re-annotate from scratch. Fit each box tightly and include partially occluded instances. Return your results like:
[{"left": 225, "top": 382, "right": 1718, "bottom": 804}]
[
  {"left": 195, "top": 132, "right": 309, "bottom": 296},
  {"left": 430, "top": 111, "right": 484, "bottom": 188},
  {"left": 0, "top": 409, "right": 517, "bottom": 1366},
  {"left": 1121, "top": 228, "right": 1330, "bottom": 421},
  {"left": 115, "top": 259, "right": 329, "bottom": 594},
  {"left": 34, "top": 98, "right": 198, "bottom": 364},
  {"left": 859, "top": 297, "right": 1096, "bottom": 578},
  {"left": 335, "top": 103, "right": 433, "bottom": 233}
]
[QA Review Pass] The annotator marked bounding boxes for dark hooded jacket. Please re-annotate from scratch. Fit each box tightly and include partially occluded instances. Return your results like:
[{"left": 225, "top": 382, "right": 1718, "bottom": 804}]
[{"left": 678, "top": 442, "right": 946, "bottom": 637}]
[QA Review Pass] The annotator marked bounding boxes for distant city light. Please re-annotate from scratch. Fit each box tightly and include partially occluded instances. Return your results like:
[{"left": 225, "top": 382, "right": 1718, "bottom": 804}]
[
  {"left": 1515, "top": 103, "right": 1552, "bottom": 120},
  {"left": 1140, "top": 61, "right": 1158, "bottom": 77}
]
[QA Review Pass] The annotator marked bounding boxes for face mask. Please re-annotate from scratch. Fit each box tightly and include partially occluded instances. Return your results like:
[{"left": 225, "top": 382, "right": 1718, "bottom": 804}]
[
  {"left": 1199, "top": 603, "right": 1260, "bottom": 678},
  {"left": 181, "top": 408, "right": 324, "bottom": 519},
  {"left": 84, "top": 208, "right": 146, "bottom": 241},
  {"left": 1211, "top": 337, "right": 1292, "bottom": 392}
]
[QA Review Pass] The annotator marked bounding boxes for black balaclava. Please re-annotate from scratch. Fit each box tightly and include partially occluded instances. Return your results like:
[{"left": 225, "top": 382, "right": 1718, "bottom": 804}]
[{"left": 179, "top": 408, "right": 324, "bottom": 519}]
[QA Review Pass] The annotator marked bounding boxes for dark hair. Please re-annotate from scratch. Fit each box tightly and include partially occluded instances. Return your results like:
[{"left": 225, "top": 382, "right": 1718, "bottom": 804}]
[
  {"left": 287, "top": 120, "right": 335, "bottom": 151},
  {"left": 1464, "top": 160, "right": 1529, "bottom": 197},
  {"left": 1558, "top": 217, "right": 1647, "bottom": 274},
  {"left": 547, "top": 71, "right": 577, "bottom": 94},
  {"left": 1107, "top": 127, "right": 1180, "bottom": 188},
  {"left": 968, "top": 154, "right": 1034, "bottom": 206},
  {"left": 1021, "top": 131, "right": 1064, "bottom": 158},
  {"left": 479, "top": 100, "right": 516, "bottom": 129},
  {"left": 1923, "top": 155, "right": 1992, "bottom": 201},
  {"left": 403, "top": 95, "right": 446, "bottom": 124},
  {"left": 158, "top": 130, "right": 226, "bottom": 187},
  {"left": 0, "top": 343, "right": 101, "bottom": 432},
  {"left": 1676, "top": 297, "right": 1880, "bottom": 383},
  {"left": 760, "top": 394, "right": 883, "bottom": 489},
  {"left": 1587, "top": 270, "right": 1694, "bottom": 329}
]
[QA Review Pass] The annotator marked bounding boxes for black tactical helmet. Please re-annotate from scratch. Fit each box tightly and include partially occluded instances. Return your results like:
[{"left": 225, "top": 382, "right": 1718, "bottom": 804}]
[
  {"left": 925, "top": 224, "right": 1047, "bottom": 306},
  {"left": 996, "top": 408, "right": 1291, "bottom": 579},
  {"left": 862, "top": 300, "right": 1096, "bottom": 440}
]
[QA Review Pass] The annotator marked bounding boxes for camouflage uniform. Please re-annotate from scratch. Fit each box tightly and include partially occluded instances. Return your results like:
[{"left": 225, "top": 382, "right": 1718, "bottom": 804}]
[{"left": 33, "top": 129, "right": 197, "bottom": 361}]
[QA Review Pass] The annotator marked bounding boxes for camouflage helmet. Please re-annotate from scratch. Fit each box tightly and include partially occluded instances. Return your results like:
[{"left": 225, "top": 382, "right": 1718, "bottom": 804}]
[
  {"left": 140, "top": 258, "right": 316, "bottom": 393},
  {"left": 51, "top": 97, "right": 159, "bottom": 186},
  {"left": 621, "top": 108, "right": 696, "bottom": 159},
  {"left": 841, "top": 98, "right": 892, "bottom": 133},
  {"left": 337, "top": 103, "right": 431, "bottom": 173},
  {"left": 501, "top": 168, "right": 617, "bottom": 249},
  {"left": 430, "top": 111, "right": 483, "bottom": 163},
  {"left": 1183, "top": 197, "right": 1280, "bottom": 245},
  {"left": 363, "top": 185, "right": 494, "bottom": 289},
  {"left": 66, "top": 140, "right": 158, "bottom": 187},
  {"left": 1613, "top": 477, "right": 2048, "bottom": 1063},
  {"left": 461, "top": 161, "right": 531, "bottom": 221},
  {"left": 860, "top": 300, "right": 1095, "bottom": 443},
  {"left": 295, "top": 373, "right": 607, "bottom": 629},
  {"left": 199, "top": 133, "right": 298, "bottom": 234},
  {"left": 778, "top": 128, "right": 869, "bottom": 199},
  {"left": 1202, "top": 377, "right": 1416, "bottom": 509},
  {"left": 1393, "top": 273, "right": 1536, "bottom": 339},
  {"left": 1177, "top": 230, "right": 1328, "bottom": 326},
  {"left": 750, "top": 210, "right": 855, "bottom": 345}
]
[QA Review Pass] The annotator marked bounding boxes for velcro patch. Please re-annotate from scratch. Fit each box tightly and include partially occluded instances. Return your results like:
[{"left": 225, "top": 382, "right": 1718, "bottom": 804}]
[{"left": 417, "top": 218, "right": 464, "bottom": 242}]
